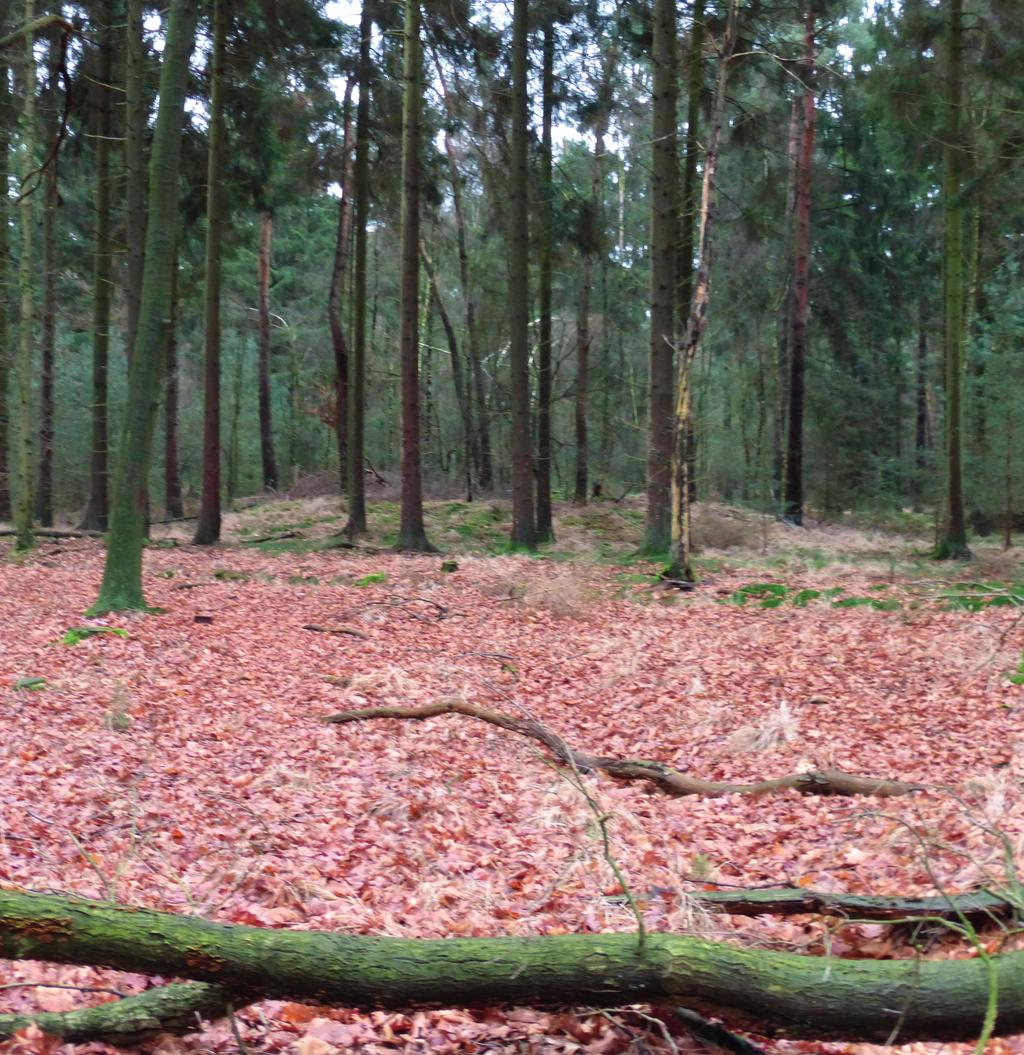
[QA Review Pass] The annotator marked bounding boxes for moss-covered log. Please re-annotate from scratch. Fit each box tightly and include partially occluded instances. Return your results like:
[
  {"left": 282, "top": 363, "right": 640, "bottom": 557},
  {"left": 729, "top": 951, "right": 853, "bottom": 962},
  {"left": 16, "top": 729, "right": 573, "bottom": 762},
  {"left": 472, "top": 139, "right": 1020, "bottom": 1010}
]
[
  {"left": 322, "top": 700, "right": 920, "bottom": 798},
  {"left": 0, "top": 982, "right": 230, "bottom": 1045},
  {"left": 1, "top": 887, "right": 1023, "bottom": 1043}
]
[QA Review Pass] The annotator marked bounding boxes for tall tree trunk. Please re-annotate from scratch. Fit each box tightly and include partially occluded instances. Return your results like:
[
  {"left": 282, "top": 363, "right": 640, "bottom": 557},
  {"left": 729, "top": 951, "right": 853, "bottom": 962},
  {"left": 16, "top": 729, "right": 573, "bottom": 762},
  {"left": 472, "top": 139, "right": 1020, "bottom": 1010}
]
[
  {"left": 914, "top": 306, "right": 929, "bottom": 508},
  {"left": 257, "top": 210, "right": 277, "bottom": 490},
  {"left": 395, "top": 0, "right": 432, "bottom": 551},
  {"left": 344, "top": 0, "right": 371, "bottom": 538},
  {"left": 124, "top": 0, "right": 146, "bottom": 361},
  {"left": 89, "top": 0, "right": 200, "bottom": 615},
  {"left": 666, "top": 0, "right": 738, "bottom": 581},
  {"left": 782, "top": 7, "right": 816, "bottom": 526},
  {"left": 644, "top": 0, "right": 678, "bottom": 553},
  {"left": 163, "top": 250, "right": 182, "bottom": 519},
  {"left": 328, "top": 79, "right": 355, "bottom": 498},
  {"left": 13, "top": 0, "right": 38, "bottom": 551},
  {"left": 507, "top": 0, "right": 535, "bottom": 548},
  {"left": 678, "top": 0, "right": 705, "bottom": 508},
  {"left": 535, "top": 18, "right": 555, "bottom": 536},
  {"left": 194, "top": 0, "right": 227, "bottom": 544},
  {"left": 0, "top": 54, "right": 10, "bottom": 522},
  {"left": 574, "top": 256, "right": 591, "bottom": 507},
  {"left": 35, "top": 11, "right": 60, "bottom": 528},
  {"left": 80, "top": 0, "right": 115, "bottom": 533},
  {"left": 935, "top": 0, "right": 969, "bottom": 558}
]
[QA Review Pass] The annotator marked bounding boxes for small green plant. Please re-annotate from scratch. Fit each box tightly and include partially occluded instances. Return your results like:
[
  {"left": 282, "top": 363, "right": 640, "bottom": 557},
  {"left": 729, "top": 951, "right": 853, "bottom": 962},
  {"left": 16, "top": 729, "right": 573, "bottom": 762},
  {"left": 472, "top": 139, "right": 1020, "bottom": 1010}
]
[
  {"left": 440, "top": 560, "right": 459, "bottom": 573},
  {"left": 725, "top": 582, "right": 789, "bottom": 607},
  {"left": 213, "top": 568, "right": 250, "bottom": 582},
  {"left": 13, "top": 676, "right": 46, "bottom": 691},
  {"left": 354, "top": 571, "right": 388, "bottom": 587},
  {"left": 288, "top": 574, "right": 320, "bottom": 586},
  {"left": 61, "top": 626, "right": 128, "bottom": 646},
  {"left": 1007, "top": 653, "right": 1024, "bottom": 687}
]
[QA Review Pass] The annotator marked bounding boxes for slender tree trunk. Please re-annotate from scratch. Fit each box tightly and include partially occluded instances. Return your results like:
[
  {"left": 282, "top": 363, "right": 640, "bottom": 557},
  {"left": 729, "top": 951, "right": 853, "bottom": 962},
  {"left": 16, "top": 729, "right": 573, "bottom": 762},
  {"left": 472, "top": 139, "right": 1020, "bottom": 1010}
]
[
  {"left": 89, "top": 0, "right": 200, "bottom": 614},
  {"left": 124, "top": 0, "right": 146, "bottom": 361},
  {"left": 163, "top": 250, "right": 182, "bottom": 519},
  {"left": 13, "top": 0, "right": 38, "bottom": 551},
  {"left": 935, "top": 0, "right": 969, "bottom": 558},
  {"left": 395, "top": 0, "right": 432, "bottom": 551},
  {"left": 257, "top": 210, "right": 277, "bottom": 490},
  {"left": 574, "top": 255, "right": 591, "bottom": 506},
  {"left": 194, "top": 0, "right": 227, "bottom": 544},
  {"left": 535, "top": 18, "right": 555, "bottom": 536},
  {"left": 914, "top": 306, "right": 929, "bottom": 508},
  {"left": 328, "top": 80, "right": 355, "bottom": 498},
  {"left": 678, "top": 0, "right": 705, "bottom": 508},
  {"left": 0, "top": 54, "right": 10, "bottom": 522},
  {"left": 782, "top": 7, "right": 816, "bottom": 526},
  {"left": 666, "top": 0, "right": 738, "bottom": 581},
  {"left": 508, "top": 0, "right": 535, "bottom": 548},
  {"left": 35, "top": 12, "right": 60, "bottom": 527},
  {"left": 344, "top": 0, "right": 371, "bottom": 537},
  {"left": 80, "top": 1, "right": 115, "bottom": 533},
  {"left": 644, "top": 0, "right": 678, "bottom": 553}
]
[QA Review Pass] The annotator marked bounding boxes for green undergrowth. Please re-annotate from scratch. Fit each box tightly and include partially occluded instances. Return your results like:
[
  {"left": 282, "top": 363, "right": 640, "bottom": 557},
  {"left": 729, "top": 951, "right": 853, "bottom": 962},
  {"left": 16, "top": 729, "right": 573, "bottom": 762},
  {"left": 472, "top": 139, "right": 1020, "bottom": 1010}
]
[{"left": 723, "top": 580, "right": 1024, "bottom": 613}]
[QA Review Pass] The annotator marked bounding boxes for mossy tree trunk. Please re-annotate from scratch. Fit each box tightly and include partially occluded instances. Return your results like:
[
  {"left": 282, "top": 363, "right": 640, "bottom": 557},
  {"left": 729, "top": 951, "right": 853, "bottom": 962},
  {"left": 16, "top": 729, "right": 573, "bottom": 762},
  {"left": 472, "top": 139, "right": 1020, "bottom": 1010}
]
[
  {"left": 644, "top": 0, "right": 677, "bottom": 554},
  {"left": 257, "top": 210, "right": 277, "bottom": 491},
  {"left": 163, "top": 247, "right": 183, "bottom": 520},
  {"left": 0, "top": 51, "right": 12, "bottom": 523},
  {"left": 124, "top": 0, "right": 146, "bottom": 361},
  {"left": 344, "top": 0, "right": 371, "bottom": 538},
  {"left": 0, "top": 886, "right": 1023, "bottom": 1046},
  {"left": 194, "top": 0, "right": 227, "bottom": 545},
  {"left": 89, "top": 0, "right": 200, "bottom": 614}
]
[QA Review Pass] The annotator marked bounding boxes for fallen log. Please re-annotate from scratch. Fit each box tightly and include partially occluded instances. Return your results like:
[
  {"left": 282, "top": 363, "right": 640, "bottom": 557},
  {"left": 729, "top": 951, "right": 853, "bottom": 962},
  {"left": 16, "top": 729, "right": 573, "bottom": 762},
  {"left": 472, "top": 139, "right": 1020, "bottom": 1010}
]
[
  {"left": 302, "top": 623, "right": 369, "bottom": 640},
  {"left": 321, "top": 700, "right": 921, "bottom": 798},
  {"left": 0, "top": 887, "right": 1022, "bottom": 1043}
]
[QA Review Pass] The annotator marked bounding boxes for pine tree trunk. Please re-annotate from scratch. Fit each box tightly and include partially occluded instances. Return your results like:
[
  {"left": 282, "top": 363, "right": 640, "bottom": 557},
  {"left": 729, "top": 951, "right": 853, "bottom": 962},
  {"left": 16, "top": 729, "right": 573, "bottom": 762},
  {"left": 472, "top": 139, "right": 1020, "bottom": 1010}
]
[
  {"left": 574, "top": 255, "right": 591, "bottom": 506},
  {"left": 328, "top": 80, "right": 355, "bottom": 498},
  {"left": 13, "top": 0, "right": 38, "bottom": 551},
  {"left": 914, "top": 307, "right": 929, "bottom": 509},
  {"left": 666, "top": 0, "right": 737, "bottom": 581},
  {"left": 344, "top": 0, "right": 371, "bottom": 538},
  {"left": 35, "top": 13, "right": 60, "bottom": 528},
  {"left": 396, "top": 0, "right": 432, "bottom": 552},
  {"left": 163, "top": 251, "right": 183, "bottom": 520},
  {"left": 124, "top": 0, "right": 146, "bottom": 362},
  {"left": 535, "top": 18, "right": 555, "bottom": 537},
  {"left": 508, "top": 0, "right": 535, "bottom": 548},
  {"left": 782, "top": 7, "right": 816, "bottom": 526},
  {"left": 257, "top": 211, "right": 277, "bottom": 490},
  {"left": 89, "top": 0, "right": 200, "bottom": 614},
  {"left": 644, "top": 0, "right": 677, "bottom": 553},
  {"left": 194, "top": 0, "right": 227, "bottom": 544},
  {"left": 80, "top": 1, "right": 115, "bottom": 533},
  {"left": 935, "top": 0, "right": 969, "bottom": 558},
  {"left": 0, "top": 53, "right": 10, "bottom": 523}
]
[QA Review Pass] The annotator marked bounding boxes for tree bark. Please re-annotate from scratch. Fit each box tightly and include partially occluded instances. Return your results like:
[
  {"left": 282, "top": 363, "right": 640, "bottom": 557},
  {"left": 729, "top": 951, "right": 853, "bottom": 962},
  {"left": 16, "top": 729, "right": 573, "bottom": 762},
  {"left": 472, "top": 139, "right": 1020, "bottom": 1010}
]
[
  {"left": 13, "top": 0, "right": 38, "bottom": 551},
  {"left": 782, "top": 7, "right": 816, "bottom": 526},
  {"left": 667, "top": 3, "right": 737, "bottom": 581},
  {"left": 35, "top": 10, "right": 60, "bottom": 528},
  {"left": 935, "top": 0, "right": 969, "bottom": 559},
  {"left": 257, "top": 210, "right": 277, "bottom": 491},
  {"left": 536, "top": 18, "right": 555, "bottom": 536},
  {"left": 163, "top": 244, "right": 183, "bottom": 520},
  {"left": 194, "top": 0, "right": 227, "bottom": 544},
  {"left": 343, "top": 0, "right": 371, "bottom": 538},
  {"left": 328, "top": 79, "right": 355, "bottom": 498},
  {"left": 395, "top": 0, "right": 432, "bottom": 551},
  {"left": 0, "top": 51, "right": 10, "bottom": 523},
  {"left": 0, "top": 887, "right": 1022, "bottom": 1044},
  {"left": 124, "top": 0, "right": 146, "bottom": 362},
  {"left": 507, "top": 0, "right": 535, "bottom": 548},
  {"left": 644, "top": 0, "right": 677, "bottom": 553},
  {"left": 89, "top": 0, "right": 200, "bottom": 614}
]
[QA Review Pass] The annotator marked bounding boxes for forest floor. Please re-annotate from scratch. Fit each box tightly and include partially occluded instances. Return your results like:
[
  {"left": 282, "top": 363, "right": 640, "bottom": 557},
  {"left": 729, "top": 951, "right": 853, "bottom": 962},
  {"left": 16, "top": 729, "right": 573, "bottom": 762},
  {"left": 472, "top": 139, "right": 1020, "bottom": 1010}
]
[{"left": 2, "top": 496, "right": 1024, "bottom": 1055}]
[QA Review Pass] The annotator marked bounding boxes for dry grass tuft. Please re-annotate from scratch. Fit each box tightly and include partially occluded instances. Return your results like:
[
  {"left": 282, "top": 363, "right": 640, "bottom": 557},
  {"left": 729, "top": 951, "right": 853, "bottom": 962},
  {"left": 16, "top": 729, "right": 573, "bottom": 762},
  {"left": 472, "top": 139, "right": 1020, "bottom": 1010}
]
[{"left": 725, "top": 701, "right": 799, "bottom": 753}]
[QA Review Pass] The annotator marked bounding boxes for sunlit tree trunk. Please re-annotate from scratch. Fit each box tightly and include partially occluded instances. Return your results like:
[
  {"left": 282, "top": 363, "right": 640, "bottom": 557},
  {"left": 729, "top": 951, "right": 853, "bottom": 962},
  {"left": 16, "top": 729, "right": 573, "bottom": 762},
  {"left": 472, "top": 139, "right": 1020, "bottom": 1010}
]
[
  {"left": 35, "top": 11, "right": 60, "bottom": 527},
  {"left": 194, "top": 0, "right": 227, "bottom": 544},
  {"left": 508, "top": 0, "right": 535, "bottom": 548},
  {"left": 395, "top": 0, "right": 432, "bottom": 551},
  {"left": 344, "top": 0, "right": 371, "bottom": 538},
  {"left": 644, "top": 0, "right": 677, "bottom": 553},
  {"left": 782, "top": 7, "right": 816, "bottom": 526},
  {"left": 13, "top": 0, "right": 38, "bottom": 551},
  {"left": 89, "top": 0, "right": 200, "bottom": 614},
  {"left": 80, "top": 1, "right": 116, "bottom": 532},
  {"left": 536, "top": 17, "right": 555, "bottom": 537},
  {"left": 935, "top": 0, "right": 969, "bottom": 558}
]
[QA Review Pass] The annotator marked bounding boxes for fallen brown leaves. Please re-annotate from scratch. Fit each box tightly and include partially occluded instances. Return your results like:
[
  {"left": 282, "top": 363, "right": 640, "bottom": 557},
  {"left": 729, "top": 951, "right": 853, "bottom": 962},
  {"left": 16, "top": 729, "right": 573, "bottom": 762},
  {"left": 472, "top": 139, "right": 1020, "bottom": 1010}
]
[{"left": 1, "top": 540, "right": 1023, "bottom": 1055}]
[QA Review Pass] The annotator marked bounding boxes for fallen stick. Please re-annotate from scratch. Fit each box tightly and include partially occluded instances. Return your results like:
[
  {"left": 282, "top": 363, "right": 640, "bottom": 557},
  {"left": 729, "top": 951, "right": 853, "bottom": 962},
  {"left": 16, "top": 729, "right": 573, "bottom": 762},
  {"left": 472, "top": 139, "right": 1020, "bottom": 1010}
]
[
  {"left": 320, "top": 699, "right": 921, "bottom": 798},
  {"left": 303, "top": 623, "right": 369, "bottom": 640},
  {"left": 242, "top": 530, "right": 303, "bottom": 545}
]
